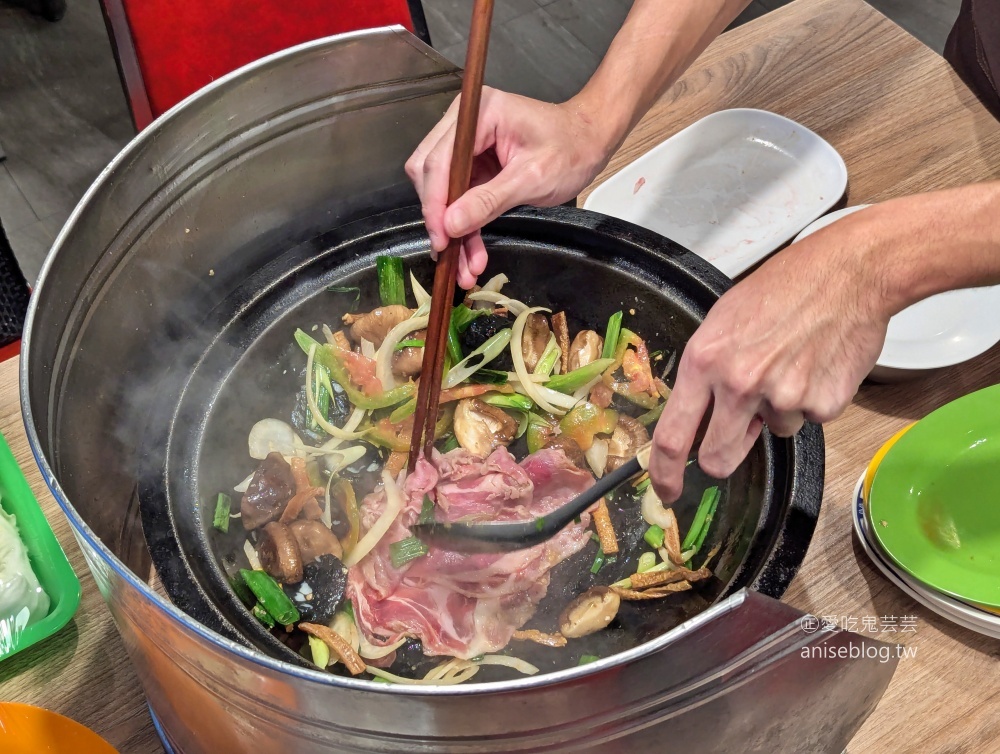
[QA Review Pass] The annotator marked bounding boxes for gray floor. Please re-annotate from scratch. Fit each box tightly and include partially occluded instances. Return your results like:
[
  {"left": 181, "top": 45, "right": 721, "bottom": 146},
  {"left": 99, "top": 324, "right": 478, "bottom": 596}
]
[{"left": 0, "top": 0, "right": 962, "bottom": 283}]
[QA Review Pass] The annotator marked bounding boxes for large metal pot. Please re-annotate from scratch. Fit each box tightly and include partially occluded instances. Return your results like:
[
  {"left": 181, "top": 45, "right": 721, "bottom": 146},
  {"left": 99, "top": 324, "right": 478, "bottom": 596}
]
[{"left": 20, "top": 27, "right": 878, "bottom": 754}]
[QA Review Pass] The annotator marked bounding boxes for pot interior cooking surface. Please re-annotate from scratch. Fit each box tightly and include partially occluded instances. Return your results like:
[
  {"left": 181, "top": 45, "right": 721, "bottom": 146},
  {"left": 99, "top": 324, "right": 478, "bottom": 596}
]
[{"left": 140, "top": 205, "right": 793, "bottom": 681}]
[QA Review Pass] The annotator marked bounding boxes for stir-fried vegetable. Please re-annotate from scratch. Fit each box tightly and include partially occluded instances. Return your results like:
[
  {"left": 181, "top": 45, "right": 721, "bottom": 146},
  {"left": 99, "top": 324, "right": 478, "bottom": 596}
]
[
  {"left": 590, "top": 547, "right": 615, "bottom": 574},
  {"left": 682, "top": 486, "right": 721, "bottom": 565},
  {"left": 469, "top": 368, "right": 508, "bottom": 385},
  {"left": 309, "top": 635, "right": 331, "bottom": 668},
  {"left": 377, "top": 256, "right": 406, "bottom": 307},
  {"left": 445, "top": 328, "right": 512, "bottom": 388},
  {"left": 637, "top": 402, "right": 664, "bottom": 427},
  {"left": 241, "top": 569, "right": 300, "bottom": 625},
  {"left": 212, "top": 493, "right": 232, "bottom": 533},
  {"left": 643, "top": 525, "right": 665, "bottom": 549},
  {"left": 559, "top": 403, "right": 618, "bottom": 451},
  {"left": 297, "top": 330, "right": 415, "bottom": 410},
  {"left": 389, "top": 536, "right": 430, "bottom": 568},
  {"left": 395, "top": 338, "right": 425, "bottom": 350},
  {"left": 223, "top": 259, "right": 730, "bottom": 685},
  {"left": 482, "top": 393, "right": 533, "bottom": 412},
  {"left": 546, "top": 358, "right": 615, "bottom": 394},
  {"left": 637, "top": 552, "right": 657, "bottom": 573},
  {"left": 252, "top": 602, "right": 276, "bottom": 629},
  {"left": 533, "top": 334, "right": 561, "bottom": 377},
  {"left": 601, "top": 311, "right": 623, "bottom": 360},
  {"left": 525, "top": 413, "right": 555, "bottom": 454},
  {"left": 343, "top": 469, "right": 404, "bottom": 567}
]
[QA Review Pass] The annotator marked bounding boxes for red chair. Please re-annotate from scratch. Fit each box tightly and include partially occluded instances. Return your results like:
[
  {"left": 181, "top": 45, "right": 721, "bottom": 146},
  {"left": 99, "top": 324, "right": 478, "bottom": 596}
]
[{"left": 99, "top": 0, "right": 430, "bottom": 131}]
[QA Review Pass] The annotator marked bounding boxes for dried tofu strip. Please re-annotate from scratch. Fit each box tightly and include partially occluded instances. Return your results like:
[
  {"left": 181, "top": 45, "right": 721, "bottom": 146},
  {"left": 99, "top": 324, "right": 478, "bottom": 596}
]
[
  {"left": 551, "top": 312, "right": 571, "bottom": 375},
  {"left": 612, "top": 581, "right": 692, "bottom": 601},
  {"left": 629, "top": 566, "right": 712, "bottom": 590},
  {"left": 512, "top": 629, "right": 568, "bottom": 648},
  {"left": 593, "top": 499, "right": 619, "bottom": 556},
  {"left": 299, "top": 622, "right": 367, "bottom": 675},
  {"left": 385, "top": 450, "right": 407, "bottom": 478},
  {"left": 660, "top": 508, "right": 684, "bottom": 565}
]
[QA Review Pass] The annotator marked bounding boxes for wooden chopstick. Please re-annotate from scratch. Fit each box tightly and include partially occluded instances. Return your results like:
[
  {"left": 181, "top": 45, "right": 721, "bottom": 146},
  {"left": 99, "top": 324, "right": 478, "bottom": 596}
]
[{"left": 408, "top": 0, "right": 496, "bottom": 472}]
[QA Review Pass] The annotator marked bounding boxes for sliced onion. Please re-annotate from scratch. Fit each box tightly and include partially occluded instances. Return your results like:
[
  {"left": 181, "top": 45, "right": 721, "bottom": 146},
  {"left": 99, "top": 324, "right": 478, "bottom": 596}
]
[
  {"left": 358, "top": 634, "right": 407, "bottom": 660},
  {"left": 305, "top": 346, "right": 370, "bottom": 440},
  {"left": 466, "top": 290, "right": 529, "bottom": 316},
  {"left": 473, "top": 273, "right": 509, "bottom": 309},
  {"left": 572, "top": 374, "right": 605, "bottom": 402},
  {"left": 374, "top": 315, "right": 429, "bottom": 389},
  {"left": 533, "top": 333, "right": 560, "bottom": 377},
  {"left": 321, "top": 444, "right": 367, "bottom": 474},
  {"left": 360, "top": 338, "right": 376, "bottom": 359},
  {"left": 313, "top": 406, "right": 367, "bottom": 456},
  {"left": 343, "top": 469, "right": 404, "bottom": 567},
  {"left": 642, "top": 487, "right": 683, "bottom": 563},
  {"left": 509, "top": 379, "right": 578, "bottom": 414},
  {"left": 411, "top": 272, "right": 431, "bottom": 308},
  {"left": 322, "top": 470, "right": 336, "bottom": 529},
  {"left": 243, "top": 540, "right": 262, "bottom": 571},
  {"left": 366, "top": 661, "right": 479, "bottom": 686},
  {"left": 506, "top": 371, "right": 546, "bottom": 384},
  {"left": 233, "top": 470, "right": 255, "bottom": 493},
  {"left": 444, "top": 328, "right": 512, "bottom": 388},
  {"left": 476, "top": 654, "right": 539, "bottom": 675},
  {"left": 248, "top": 419, "right": 299, "bottom": 460},
  {"left": 511, "top": 306, "right": 571, "bottom": 415},
  {"left": 330, "top": 610, "right": 361, "bottom": 657},
  {"left": 585, "top": 438, "right": 609, "bottom": 478}
]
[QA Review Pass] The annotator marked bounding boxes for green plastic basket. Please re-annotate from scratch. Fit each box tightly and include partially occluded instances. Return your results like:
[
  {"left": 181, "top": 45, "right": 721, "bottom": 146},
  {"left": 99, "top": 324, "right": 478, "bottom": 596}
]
[{"left": 0, "top": 431, "right": 80, "bottom": 662}]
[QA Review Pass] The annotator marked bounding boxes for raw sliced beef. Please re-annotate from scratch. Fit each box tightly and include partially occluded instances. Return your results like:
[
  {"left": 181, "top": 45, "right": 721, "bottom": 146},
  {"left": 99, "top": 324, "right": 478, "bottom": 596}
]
[{"left": 349, "top": 447, "right": 593, "bottom": 659}]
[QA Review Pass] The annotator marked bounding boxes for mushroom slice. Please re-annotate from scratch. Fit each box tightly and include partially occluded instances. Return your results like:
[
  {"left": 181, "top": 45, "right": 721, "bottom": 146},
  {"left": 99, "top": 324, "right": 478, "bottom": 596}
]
[
  {"left": 453, "top": 398, "right": 518, "bottom": 458},
  {"left": 544, "top": 435, "right": 587, "bottom": 469},
  {"left": 257, "top": 521, "right": 304, "bottom": 584},
  {"left": 520, "top": 312, "right": 551, "bottom": 372},
  {"left": 559, "top": 587, "right": 621, "bottom": 639},
  {"left": 567, "top": 329, "right": 603, "bottom": 372},
  {"left": 241, "top": 452, "right": 297, "bottom": 530},
  {"left": 606, "top": 415, "right": 651, "bottom": 472},
  {"left": 392, "top": 328, "right": 425, "bottom": 379},
  {"left": 343, "top": 305, "right": 413, "bottom": 348},
  {"left": 288, "top": 519, "right": 343, "bottom": 562}
]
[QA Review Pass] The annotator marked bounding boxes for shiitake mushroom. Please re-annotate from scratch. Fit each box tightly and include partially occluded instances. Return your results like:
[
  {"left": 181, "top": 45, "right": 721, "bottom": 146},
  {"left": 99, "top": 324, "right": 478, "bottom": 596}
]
[{"left": 453, "top": 398, "right": 518, "bottom": 458}]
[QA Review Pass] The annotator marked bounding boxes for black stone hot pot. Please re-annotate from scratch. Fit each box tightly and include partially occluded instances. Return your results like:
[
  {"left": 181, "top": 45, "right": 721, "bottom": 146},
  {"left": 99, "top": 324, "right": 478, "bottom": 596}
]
[{"left": 21, "top": 27, "right": 834, "bottom": 754}]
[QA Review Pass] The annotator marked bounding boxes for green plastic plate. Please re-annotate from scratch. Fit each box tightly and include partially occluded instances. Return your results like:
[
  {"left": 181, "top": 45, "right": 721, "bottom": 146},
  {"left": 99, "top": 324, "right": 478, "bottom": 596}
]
[
  {"left": 0, "top": 431, "right": 80, "bottom": 662},
  {"left": 869, "top": 384, "right": 1000, "bottom": 608}
]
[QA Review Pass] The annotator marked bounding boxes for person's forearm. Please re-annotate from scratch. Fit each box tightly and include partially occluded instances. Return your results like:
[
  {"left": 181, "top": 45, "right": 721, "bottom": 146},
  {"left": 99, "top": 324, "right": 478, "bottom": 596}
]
[
  {"left": 568, "top": 0, "right": 752, "bottom": 157},
  {"left": 826, "top": 184, "right": 1000, "bottom": 318}
]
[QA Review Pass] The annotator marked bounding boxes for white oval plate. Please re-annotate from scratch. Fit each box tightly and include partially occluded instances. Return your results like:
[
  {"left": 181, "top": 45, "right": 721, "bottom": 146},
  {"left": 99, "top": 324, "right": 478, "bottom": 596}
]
[
  {"left": 583, "top": 108, "right": 847, "bottom": 279},
  {"left": 796, "top": 207, "right": 1000, "bottom": 375},
  {"left": 850, "top": 472, "right": 1000, "bottom": 637}
]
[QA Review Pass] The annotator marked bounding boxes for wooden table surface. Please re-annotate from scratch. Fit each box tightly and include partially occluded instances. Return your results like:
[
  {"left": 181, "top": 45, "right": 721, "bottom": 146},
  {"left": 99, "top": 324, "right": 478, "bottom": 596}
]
[{"left": 3, "top": 0, "right": 1000, "bottom": 751}]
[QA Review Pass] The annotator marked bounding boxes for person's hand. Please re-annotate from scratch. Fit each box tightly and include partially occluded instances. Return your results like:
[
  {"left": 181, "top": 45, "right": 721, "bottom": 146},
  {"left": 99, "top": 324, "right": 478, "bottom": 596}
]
[
  {"left": 648, "top": 215, "right": 892, "bottom": 503},
  {"left": 405, "top": 87, "right": 616, "bottom": 288}
]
